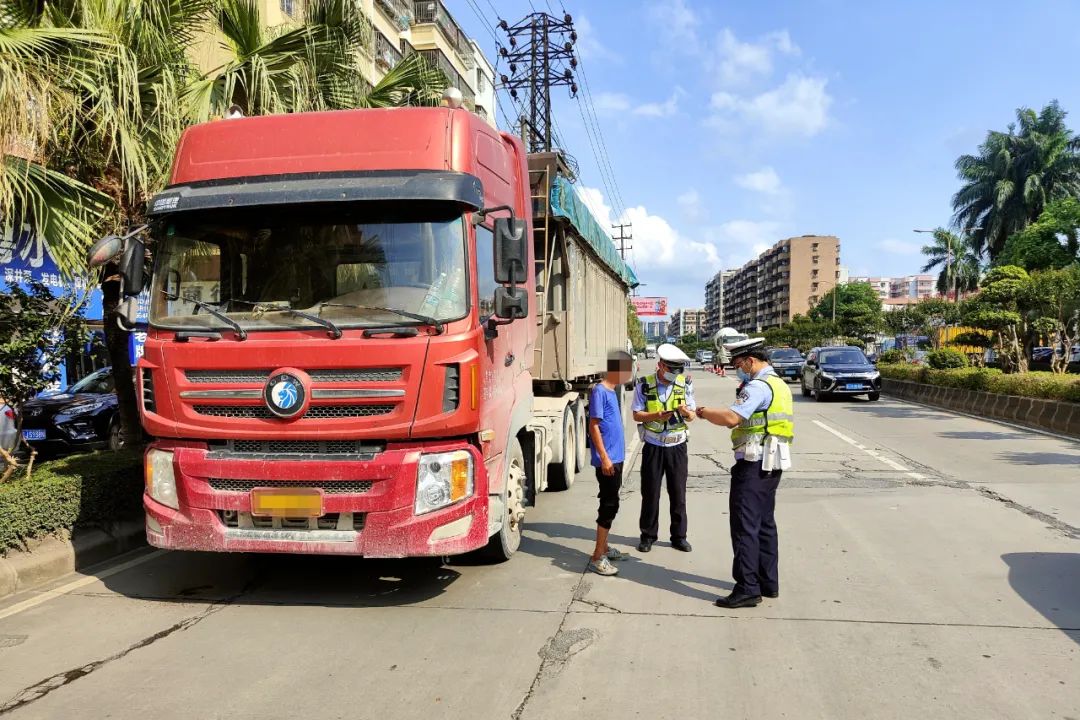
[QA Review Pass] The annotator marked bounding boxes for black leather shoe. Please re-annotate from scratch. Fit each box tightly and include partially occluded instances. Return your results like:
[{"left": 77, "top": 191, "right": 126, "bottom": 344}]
[
  {"left": 637, "top": 539, "right": 653, "bottom": 553},
  {"left": 763, "top": 589, "right": 779, "bottom": 599},
  {"left": 671, "top": 539, "right": 693, "bottom": 552},
  {"left": 714, "top": 593, "right": 762, "bottom": 609}
]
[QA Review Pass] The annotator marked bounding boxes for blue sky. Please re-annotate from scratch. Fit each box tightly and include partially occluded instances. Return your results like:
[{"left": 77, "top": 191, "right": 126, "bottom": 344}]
[{"left": 447, "top": 0, "right": 1080, "bottom": 310}]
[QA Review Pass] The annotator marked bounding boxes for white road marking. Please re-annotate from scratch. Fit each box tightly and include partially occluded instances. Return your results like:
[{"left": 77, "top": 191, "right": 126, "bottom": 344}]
[
  {"left": 0, "top": 550, "right": 164, "bottom": 621},
  {"left": 811, "top": 419, "right": 927, "bottom": 481}
]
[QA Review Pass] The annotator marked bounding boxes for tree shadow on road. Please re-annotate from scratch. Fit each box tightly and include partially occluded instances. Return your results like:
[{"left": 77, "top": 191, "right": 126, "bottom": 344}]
[
  {"left": 998, "top": 451, "right": 1080, "bottom": 466},
  {"left": 1001, "top": 552, "right": 1080, "bottom": 647},
  {"left": 525, "top": 521, "right": 732, "bottom": 604},
  {"left": 938, "top": 430, "right": 1031, "bottom": 441},
  {"left": 842, "top": 404, "right": 945, "bottom": 420}
]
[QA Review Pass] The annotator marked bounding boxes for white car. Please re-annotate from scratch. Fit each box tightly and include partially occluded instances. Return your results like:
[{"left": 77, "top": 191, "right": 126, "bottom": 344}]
[{"left": 0, "top": 404, "right": 16, "bottom": 452}]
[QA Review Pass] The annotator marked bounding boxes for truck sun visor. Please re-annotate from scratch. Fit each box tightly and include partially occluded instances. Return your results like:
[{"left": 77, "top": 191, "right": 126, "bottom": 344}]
[{"left": 147, "top": 170, "right": 484, "bottom": 215}]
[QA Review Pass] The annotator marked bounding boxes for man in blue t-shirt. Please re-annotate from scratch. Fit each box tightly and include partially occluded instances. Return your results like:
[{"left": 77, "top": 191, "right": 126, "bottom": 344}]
[{"left": 587, "top": 351, "right": 633, "bottom": 576}]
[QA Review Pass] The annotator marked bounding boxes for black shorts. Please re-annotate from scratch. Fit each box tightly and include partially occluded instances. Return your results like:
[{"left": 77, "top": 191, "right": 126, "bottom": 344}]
[{"left": 595, "top": 462, "right": 623, "bottom": 529}]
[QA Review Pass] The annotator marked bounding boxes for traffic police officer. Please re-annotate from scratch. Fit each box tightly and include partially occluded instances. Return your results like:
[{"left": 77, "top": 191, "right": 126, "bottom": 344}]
[
  {"left": 632, "top": 343, "right": 696, "bottom": 553},
  {"left": 695, "top": 338, "right": 794, "bottom": 608}
]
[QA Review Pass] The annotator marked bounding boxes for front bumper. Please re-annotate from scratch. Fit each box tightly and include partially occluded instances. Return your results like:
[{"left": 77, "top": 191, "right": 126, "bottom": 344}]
[
  {"left": 819, "top": 375, "right": 882, "bottom": 394},
  {"left": 144, "top": 440, "right": 491, "bottom": 557}
]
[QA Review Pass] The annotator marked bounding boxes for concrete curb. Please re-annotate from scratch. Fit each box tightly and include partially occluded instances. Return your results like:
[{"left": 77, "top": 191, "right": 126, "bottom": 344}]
[
  {"left": 882, "top": 378, "right": 1080, "bottom": 440},
  {"left": 0, "top": 520, "right": 146, "bottom": 601}
]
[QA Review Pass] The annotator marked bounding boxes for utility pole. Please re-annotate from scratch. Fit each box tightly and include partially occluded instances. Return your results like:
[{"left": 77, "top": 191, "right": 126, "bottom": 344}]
[
  {"left": 498, "top": 12, "right": 578, "bottom": 153},
  {"left": 612, "top": 223, "right": 632, "bottom": 263}
]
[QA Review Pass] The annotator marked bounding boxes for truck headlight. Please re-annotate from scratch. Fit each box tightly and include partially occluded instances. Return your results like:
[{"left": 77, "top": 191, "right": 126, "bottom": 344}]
[
  {"left": 415, "top": 450, "right": 473, "bottom": 515},
  {"left": 145, "top": 449, "right": 179, "bottom": 509}
]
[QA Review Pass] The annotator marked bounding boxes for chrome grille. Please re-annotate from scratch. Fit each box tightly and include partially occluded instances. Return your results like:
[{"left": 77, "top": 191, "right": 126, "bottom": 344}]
[
  {"left": 193, "top": 404, "right": 394, "bottom": 419},
  {"left": 210, "top": 440, "right": 383, "bottom": 457},
  {"left": 208, "top": 479, "right": 374, "bottom": 494},
  {"left": 185, "top": 368, "right": 402, "bottom": 384}
]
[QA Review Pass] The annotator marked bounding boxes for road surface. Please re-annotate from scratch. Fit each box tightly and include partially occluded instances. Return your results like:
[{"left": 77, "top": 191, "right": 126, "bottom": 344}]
[{"left": 1, "top": 365, "right": 1078, "bottom": 719}]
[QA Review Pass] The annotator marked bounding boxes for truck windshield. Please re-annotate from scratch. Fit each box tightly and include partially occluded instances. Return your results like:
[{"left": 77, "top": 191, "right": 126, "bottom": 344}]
[{"left": 150, "top": 205, "right": 467, "bottom": 333}]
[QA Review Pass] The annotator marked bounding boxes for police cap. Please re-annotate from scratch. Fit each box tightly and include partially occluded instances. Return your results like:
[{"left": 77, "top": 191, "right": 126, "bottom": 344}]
[
  {"left": 656, "top": 343, "right": 691, "bottom": 366},
  {"left": 725, "top": 337, "right": 767, "bottom": 360}
]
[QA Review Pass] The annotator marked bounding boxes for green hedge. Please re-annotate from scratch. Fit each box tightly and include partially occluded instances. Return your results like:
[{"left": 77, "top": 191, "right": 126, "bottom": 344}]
[
  {"left": 879, "top": 364, "right": 1080, "bottom": 403},
  {"left": 926, "top": 348, "right": 969, "bottom": 369},
  {"left": 0, "top": 450, "right": 144, "bottom": 554}
]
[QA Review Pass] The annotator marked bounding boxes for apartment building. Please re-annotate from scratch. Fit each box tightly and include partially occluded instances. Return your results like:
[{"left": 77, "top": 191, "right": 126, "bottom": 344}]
[
  {"left": 190, "top": 0, "right": 497, "bottom": 126},
  {"left": 640, "top": 319, "right": 670, "bottom": 343},
  {"left": 703, "top": 269, "right": 735, "bottom": 337},
  {"left": 669, "top": 308, "right": 706, "bottom": 339},
  {"left": 850, "top": 274, "right": 937, "bottom": 300},
  {"left": 721, "top": 235, "right": 841, "bottom": 332}
]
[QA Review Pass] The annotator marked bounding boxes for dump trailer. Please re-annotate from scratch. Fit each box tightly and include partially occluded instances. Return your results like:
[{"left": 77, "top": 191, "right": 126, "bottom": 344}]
[{"left": 103, "top": 105, "right": 633, "bottom": 561}]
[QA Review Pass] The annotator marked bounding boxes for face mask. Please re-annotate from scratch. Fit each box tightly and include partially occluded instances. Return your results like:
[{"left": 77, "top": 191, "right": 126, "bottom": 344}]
[
  {"left": 736, "top": 364, "right": 751, "bottom": 382},
  {"left": 661, "top": 369, "right": 679, "bottom": 383}
]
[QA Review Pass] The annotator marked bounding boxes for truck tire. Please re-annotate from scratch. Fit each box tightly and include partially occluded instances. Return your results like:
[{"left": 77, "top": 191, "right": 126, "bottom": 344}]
[
  {"left": 482, "top": 438, "right": 526, "bottom": 562},
  {"left": 547, "top": 406, "right": 576, "bottom": 491},
  {"left": 573, "top": 400, "right": 588, "bottom": 473}
]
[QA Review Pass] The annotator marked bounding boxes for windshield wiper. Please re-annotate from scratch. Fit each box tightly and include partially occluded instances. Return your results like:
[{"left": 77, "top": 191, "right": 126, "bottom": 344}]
[
  {"left": 162, "top": 291, "right": 246, "bottom": 340},
  {"left": 229, "top": 300, "right": 343, "bottom": 339},
  {"left": 317, "top": 303, "right": 444, "bottom": 335}
]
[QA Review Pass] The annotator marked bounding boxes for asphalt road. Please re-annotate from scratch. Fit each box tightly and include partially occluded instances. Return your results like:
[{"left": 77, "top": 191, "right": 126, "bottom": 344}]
[{"left": 1, "top": 365, "right": 1078, "bottom": 719}]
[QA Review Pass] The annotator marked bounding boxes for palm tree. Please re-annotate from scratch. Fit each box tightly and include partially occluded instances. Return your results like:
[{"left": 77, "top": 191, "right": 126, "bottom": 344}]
[
  {"left": 952, "top": 101, "right": 1080, "bottom": 260},
  {"left": 186, "top": 0, "right": 446, "bottom": 121},
  {"left": 920, "top": 228, "right": 982, "bottom": 298}
]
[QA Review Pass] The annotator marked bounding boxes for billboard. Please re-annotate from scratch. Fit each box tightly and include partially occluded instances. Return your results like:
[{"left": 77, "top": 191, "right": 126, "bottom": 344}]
[{"left": 633, "top": 296, "right": 668, "bottom": 317}]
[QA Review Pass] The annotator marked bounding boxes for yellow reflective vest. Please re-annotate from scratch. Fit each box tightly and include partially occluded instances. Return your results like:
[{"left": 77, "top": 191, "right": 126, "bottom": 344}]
[
  {"left": 641, "top": 373, "right": 689, "bottom": 433},
  {"left": 731, "top": 374, "right": 795, "bottom": 450}
]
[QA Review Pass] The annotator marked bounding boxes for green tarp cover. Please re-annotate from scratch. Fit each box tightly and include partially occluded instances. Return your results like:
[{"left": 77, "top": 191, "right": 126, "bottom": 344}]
[{"left": 549, "top": 175, "right": 639, "bottom": 287}]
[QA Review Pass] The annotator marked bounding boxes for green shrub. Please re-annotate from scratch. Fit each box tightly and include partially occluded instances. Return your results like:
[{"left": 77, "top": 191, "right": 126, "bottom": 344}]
[
  {"left": 878, "top": 349, "right": 908, "bottom": 364},
  {"left": 926, "top": 348, "right": 970, "bottom": 369},
  {"left": 0, "top": 450, "right": 143, "bottom": 554},
  {"left": 879, "top": 365, "right": 1080, "bottom": 402}
]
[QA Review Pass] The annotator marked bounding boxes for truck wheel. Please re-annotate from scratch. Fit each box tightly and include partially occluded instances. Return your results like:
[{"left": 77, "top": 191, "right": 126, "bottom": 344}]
[
  {"left": 547, "top": 406, "right": 576, "bottom": 491},
  {"left": 573, "top": 400, "right": 588, "bottom": 473},
  {"left": 482, "top": 439, "right": 526, "bottom": 562}
]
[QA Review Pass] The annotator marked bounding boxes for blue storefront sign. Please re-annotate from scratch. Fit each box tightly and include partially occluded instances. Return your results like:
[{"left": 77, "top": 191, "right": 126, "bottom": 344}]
[{"left": 1, "top": 222, "right": 150, "bottom": 387}]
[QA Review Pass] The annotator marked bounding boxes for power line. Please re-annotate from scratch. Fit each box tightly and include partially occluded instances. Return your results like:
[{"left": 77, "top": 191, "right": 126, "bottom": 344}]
[
  {"left": 573, "top": 50, "right": 628, "bottom": 218},
  {"left": 460, "top": 0, "right": 500, "bottom": 44}
]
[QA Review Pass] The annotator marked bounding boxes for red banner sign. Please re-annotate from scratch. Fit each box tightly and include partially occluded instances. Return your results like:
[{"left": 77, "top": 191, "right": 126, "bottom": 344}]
[{"left": 633, "top": 297, "right": 668, "bottom": 317}]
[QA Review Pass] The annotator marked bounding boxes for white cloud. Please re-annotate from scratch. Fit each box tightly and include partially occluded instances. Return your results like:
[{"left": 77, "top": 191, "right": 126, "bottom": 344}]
[
  {"left": 578, "top": 186, "right": 614, "bottom": 227},
  {"left": 735, "top": 167, "right": 783, "bottom": 195},
  {"left": 649, "top": 0, "right": 701, "bottom": 54},
  {"left": 714, "top": 28, "right": 800, "bottom": 86},
  {"left": 593, "top": 92, "right": 631, "bottom": 114},
  {"left": 632, "top": 88, "right": 683, "bottom": 118},
  {"left": 878, "top": 239, "right": 921, "bottom": 255},
  {"left": 677, "top": 189, "right": 704, "bottom": 223},
  {"left": 709, "top": 74, "right": 832, "bottom": 138},
  {"left": 574, "top": 14, "right": 621, "bottom": 63}
]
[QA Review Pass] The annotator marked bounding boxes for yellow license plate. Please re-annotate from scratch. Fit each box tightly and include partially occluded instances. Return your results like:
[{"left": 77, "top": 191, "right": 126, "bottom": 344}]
[{"left": 250, "top": 488, "right": 323, "bottom": 517}]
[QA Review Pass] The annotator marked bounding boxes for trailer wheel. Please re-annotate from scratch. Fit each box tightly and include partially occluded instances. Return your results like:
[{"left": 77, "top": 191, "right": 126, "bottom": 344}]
[
  {"left": 482, "top": 438, "right": 526, "bottom": 562},
  {"left": 547, "top": 406, "right": 576, "bottom": 491},
  {"left": 573, "top": 400, "right": 588, "bottom": 473}
]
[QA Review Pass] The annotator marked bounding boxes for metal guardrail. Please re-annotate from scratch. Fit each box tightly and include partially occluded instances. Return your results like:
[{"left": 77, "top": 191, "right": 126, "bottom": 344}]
[
  {"left": 412, "top": 0, "right": 474, "bottom": 68},
  {"left": 374, "top": 0, "right": 414, "bottom": 31},
  {"left": 375, "top": 31, "right": 403, "bottom": 69}
]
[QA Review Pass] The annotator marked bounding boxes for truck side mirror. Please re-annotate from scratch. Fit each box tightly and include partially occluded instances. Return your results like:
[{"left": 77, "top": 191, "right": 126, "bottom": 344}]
[
  {"left": 494, "top": 286, "right": 528, "bottom": 320},
  {"left": 493, "top": 217, "right": 527, "bottom": 285},
  {"left": 116, "top": 296, "right": 139, "bottom": 331},
  {"left": 119, "top": 237, "right": 146, "bottom": 297},
  {"left": 87, "top": 235, "right": 124, "bottom": 268}
]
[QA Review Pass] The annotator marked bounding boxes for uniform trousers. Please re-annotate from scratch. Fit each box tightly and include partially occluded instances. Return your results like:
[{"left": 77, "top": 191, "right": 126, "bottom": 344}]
[
  {"left": 730, "top": 458, "right": 782, "bottom": 596},
  {"left": 639, "top": 441, "right": 688, "bottom": 542}
]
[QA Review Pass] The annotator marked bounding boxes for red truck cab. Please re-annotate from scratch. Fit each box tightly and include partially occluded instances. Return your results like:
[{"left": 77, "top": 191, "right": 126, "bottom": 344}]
[{"left": 132, "top": 107, "right": 537, "bottom": 559}]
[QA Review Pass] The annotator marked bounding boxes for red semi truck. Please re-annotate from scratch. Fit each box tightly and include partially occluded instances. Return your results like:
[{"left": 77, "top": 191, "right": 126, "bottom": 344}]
[{"left": 92, "top": 103, "right": 635, "bottom": 561}]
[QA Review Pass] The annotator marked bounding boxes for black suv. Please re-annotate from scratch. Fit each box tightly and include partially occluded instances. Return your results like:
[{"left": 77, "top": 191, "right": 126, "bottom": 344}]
[
  {"left": 801, "top": 346, "right": 881, "bottom": 401},
  {"left": 767, "top": 347, "right": 805, "bottom": 382},
  {"left": 19, "top": 367, "right": 122, "bottom": 454}
]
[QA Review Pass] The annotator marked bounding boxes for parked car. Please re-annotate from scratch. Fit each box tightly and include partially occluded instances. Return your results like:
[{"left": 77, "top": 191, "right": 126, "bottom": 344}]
[
  {"left": 697, "top": 350, "right": 715, "bottom": 365},
  {"left": 19, "top": 367, "right": 122, "bottom": 455},
  {"left": 801, "top": 346, "right": 882, "bottom": 401},
  {"left": 0, "top": 404, "right": 16, "bottom": 452},
  {"left": 767, "top": 347, "right": 805, "bottom": 382}
]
